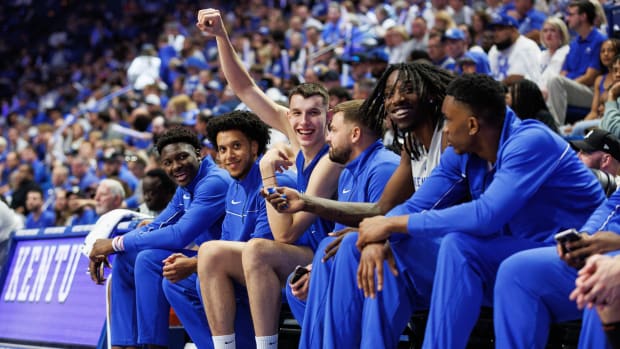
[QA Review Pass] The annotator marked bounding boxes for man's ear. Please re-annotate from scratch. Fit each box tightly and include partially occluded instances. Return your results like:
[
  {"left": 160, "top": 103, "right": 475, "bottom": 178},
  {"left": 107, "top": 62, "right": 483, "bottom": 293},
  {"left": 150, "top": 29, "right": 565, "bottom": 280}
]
[
  {"left": 350, "top": 126, "right": 361, "bottom": 143},
  {"left": 468, "top": 116, "right": 480, "bottom": 136}
]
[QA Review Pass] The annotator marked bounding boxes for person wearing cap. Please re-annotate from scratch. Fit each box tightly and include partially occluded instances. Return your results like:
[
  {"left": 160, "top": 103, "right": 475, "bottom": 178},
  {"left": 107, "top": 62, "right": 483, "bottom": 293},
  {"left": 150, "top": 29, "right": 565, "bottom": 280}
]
[
  {"left": 428, "top": 32, "right": 457, "bottom": 71},
  {"left": 510, "top": 0, "right": 547, "bottom": 42},
  {"left": 457, "top": 52, "right": 492, "bottom": 75},
  {"left": 571, "top": 129, "right": 620, "bottom": 180},
  {"left": 547, "top": 0, "right": 607, "bottom": 125},
  {"left": 443, "top": 27, "right": 491, "bottom": 75},
  {"left": 101, "top": 150, "right": 139, "bottom": 194},
  {"left": 487, "top": 13, "right": 542, "bottom": 85}
]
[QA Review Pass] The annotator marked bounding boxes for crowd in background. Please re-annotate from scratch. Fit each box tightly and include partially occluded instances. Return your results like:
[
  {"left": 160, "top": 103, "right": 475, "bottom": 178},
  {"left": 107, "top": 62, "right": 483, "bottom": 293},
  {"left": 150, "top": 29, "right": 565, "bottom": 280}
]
[{"left": 0, "top": 0, "right": 618, "bottom": 230}]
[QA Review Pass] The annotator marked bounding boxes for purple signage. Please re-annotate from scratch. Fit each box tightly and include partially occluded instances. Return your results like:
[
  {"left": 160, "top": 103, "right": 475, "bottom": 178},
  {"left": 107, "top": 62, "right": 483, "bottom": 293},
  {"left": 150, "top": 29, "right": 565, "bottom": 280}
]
[{"left": 0, "top": 236, "right": 106, "bottom": 346}]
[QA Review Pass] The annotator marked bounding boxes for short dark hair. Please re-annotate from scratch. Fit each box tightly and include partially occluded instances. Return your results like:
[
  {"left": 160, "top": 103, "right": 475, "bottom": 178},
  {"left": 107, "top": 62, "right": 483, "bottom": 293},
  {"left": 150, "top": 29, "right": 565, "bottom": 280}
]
[
  {"left": 27, "top": 187, "right": 44, "bottom": 198},
  {"left": 206, "top": 111, "right": 271, "bottom": 156},
  {"left": 155, "top": 126, "right": 202, "bottom": 154},
  {"left": 145, "top": 168, "right": 177, "bottom": 194},
  {"left": 446, "top": 74, "right": 506, "bottom": 129},
  {"left": 569, "top": 0, "right": 596, "bottom": 25},
  {"left": 328, "top": 86, "right": 352, "bottom": 101},
  {"left": 288, "top": 83, "right": 329, "bottom": 108}
]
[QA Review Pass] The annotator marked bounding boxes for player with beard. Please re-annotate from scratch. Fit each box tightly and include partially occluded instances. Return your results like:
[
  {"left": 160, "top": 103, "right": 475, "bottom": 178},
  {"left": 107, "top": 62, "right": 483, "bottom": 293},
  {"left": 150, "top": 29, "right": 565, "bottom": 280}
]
[
  {"left": 264, "top": 63, "right": 453, "bottom": 348},
  {"left": 242, "top": 99, "right": 398, "bottom": 349},
  {"left": 487, "top": 13, "right": 541, "bottom": 85}
]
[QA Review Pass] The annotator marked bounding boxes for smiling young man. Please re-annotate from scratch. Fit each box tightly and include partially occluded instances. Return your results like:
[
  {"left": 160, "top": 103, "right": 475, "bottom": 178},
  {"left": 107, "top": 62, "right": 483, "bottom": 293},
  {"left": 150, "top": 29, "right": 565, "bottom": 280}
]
[
  {"left": 167, "top": 111, "right": 295, "bottom": 349},
  {"left": 242, "top": 99, "right": 399, "bottom": 349},
  {"left": 249, "top": 63, "right": 454, "bottom": 349},
  {"left": 89, "top": 127, "right": 231, "bottom": 349},
  {"left": 314, "top": 73, "right": 606, "bottom": 348}
]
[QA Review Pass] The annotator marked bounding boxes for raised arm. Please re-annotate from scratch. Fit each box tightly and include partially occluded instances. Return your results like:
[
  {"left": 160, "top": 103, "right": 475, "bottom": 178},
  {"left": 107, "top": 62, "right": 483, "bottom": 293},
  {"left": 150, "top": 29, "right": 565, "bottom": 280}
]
[{"left": 196, "top": 9, "right": 297, "bottom": 149}]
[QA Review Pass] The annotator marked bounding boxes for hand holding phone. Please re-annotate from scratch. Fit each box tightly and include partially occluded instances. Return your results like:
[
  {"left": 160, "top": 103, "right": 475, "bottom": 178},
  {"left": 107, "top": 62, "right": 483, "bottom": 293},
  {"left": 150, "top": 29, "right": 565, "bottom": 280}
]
[
  {"left": 554, "top": 228, "right": 582, "bottom": 255},
  {"left": 290, "top": 265, "right": 309, "bottom": 284}
]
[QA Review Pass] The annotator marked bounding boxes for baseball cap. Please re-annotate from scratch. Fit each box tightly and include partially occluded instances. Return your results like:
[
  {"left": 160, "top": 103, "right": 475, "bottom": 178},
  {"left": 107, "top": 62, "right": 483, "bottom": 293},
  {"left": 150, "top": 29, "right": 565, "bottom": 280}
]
[
  {"left": 443, "top": 28, "right": 466, "bottom": 41},
  {"left": 570, "top": 129, "right": 620, "bottom": 161},
  {"left": 488, "top": 14, "right": 519, "bottom": 29}
]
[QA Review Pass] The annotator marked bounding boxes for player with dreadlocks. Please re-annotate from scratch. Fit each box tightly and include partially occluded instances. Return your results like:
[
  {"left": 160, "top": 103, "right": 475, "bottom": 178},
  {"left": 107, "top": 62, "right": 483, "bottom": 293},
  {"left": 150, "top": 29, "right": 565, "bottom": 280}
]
[{"left": 266, "top": 62, "right": 454, "bottom": 348}]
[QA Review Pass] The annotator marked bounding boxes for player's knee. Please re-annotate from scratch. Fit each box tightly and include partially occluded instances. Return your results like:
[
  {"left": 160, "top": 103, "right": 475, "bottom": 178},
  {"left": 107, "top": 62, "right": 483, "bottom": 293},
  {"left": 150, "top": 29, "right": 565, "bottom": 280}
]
[
  {"left": 242, "top": 238, "right": 274, "bottom": 271},
  {"left": 197, "top": 241, "right": 226, "bottom": 277}
]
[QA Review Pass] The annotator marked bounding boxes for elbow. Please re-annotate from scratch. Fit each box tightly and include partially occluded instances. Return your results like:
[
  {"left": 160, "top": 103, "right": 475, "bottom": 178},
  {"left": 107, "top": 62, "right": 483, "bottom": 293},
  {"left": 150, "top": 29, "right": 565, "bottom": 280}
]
[{"left": 274, "top": 231, "right": 301, "bottom": 244}]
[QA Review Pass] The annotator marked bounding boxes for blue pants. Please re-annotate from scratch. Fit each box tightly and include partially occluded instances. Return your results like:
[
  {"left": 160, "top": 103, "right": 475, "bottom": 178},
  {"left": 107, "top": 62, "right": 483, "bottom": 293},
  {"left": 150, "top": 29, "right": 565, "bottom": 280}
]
[
  {"left": 162, "top": 274, "right": 256, "bottom": 349},
  {"left": 422, "top": 233, "right": 546, "bottom": 349},
  {"left": 297, "top": 236, "right": 336, "bottom": 349},
  {"left": 111, "top": 249, "right": 172, "bottom": 346},
  {"left": 496, "top": 246, "right": 616, "bottom": 348},
  {"left": 319, "top": 232, "right": 440, "bottom": 349}
]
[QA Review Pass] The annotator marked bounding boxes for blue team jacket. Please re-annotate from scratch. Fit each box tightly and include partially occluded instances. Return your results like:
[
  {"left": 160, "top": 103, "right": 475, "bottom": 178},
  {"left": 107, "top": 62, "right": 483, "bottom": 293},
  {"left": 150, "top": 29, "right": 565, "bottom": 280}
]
[
  {"left": 221, "top": 158, "right": 296, "bottom": 242},
  {"left": 122, "top": 156, "right": 231, "bottom": 252},
  {"left": 400, "top": 108, "right": 605, "bottom": 243},
  {"left": 334, "top": 140, "right": 399, "bottom": 231}
]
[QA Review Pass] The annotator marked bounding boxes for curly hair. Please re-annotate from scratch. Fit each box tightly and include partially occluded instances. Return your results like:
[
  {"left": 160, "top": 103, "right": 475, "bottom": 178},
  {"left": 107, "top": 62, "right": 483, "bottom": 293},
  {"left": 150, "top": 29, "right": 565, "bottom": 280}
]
[
  {"left": 206, "top": 110, "right": 271, "bottom": 156},
  {"left": 155, "top": 126, "right": 201, "bottom": 155},
  {"left": 361, "top": 62, "right": 454, "bottom": 161}
]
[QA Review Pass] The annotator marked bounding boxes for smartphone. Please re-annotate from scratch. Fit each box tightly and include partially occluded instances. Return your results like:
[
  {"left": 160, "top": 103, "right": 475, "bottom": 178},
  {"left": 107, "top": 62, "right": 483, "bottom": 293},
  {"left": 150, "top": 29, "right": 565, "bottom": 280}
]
[
  {"left": 554, "top": 228, "right": 582, "bottom": 254},
  {"left": 290, "top": 265, "right": 309, "bottom": 284}
]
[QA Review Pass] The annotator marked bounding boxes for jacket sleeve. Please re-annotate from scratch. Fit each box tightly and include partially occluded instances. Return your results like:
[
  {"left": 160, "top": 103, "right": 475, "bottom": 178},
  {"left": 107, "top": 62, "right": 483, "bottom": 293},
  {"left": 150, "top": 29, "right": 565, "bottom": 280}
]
[
  {"left": 394, "top": 146, "right": 470, "bottom": 218},
  {"left": 122, "top": 175, "right": 228, "bottom": 251},
  {"left": 579, "top": 194, "right": 617, "bottom": 233},
  {"left": 407, "top": 128, "right": 567, "bottom": 237},
  {"left": 601, "top": 99, "right": 620, "bottom": 138}
]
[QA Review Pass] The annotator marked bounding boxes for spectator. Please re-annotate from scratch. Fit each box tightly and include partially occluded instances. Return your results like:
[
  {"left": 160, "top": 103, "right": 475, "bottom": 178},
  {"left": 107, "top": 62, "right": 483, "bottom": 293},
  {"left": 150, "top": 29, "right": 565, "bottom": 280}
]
[
  {"left": 88, "top": 127, "right": 231, "bottom": 348},
  {"left": 10, "top": 163, "right": 40, "bottom": 215},
  {"left": 565, "top": 39, "right": 620, "bottom": 137},
  {"left": 511, "top": 0, "right": 547, "bottom": 42},
  {"left": 538, "top": 17, "right": 570, "bottom": 100},
  {"left": 547, "top": 0, "right": 607, "bottom": 125},
  {"left": 443, "top": 28, "right": 491, "bottom": 75},
  {"left": 428, "top": 32, "right": 456, "bottom": 71},
  {"left": 93, "top": 178, "right": 125, "bottom": 216},
  {"left": 385, "top": 25, "right": 413, "bottom": 64},
  {"left": 24, "top": 188, "right": 55, "bottom": 229},
  {"left": 100, "top": 150, "right": 138, "bottom": 194},
  {"left": 52, "top": 187, "right": 71, "bottom": 226},
  {"left": 506, "top": 79, "right": 559, "bottom": 133},
  {"left": 138, "top": 168, "right": 176, "bottom": 217},
  {"left": 487, "top": 13, "right": 541, "bottom": 85},
  {"left": 570, "top": 128, "right": 620, "bottom": 178},
  {"left": 69, "top": 156, "right": 100, "bottom": 192},
  {"left": 66, "top": 187, "right": 98, "bottom": 226},
  {"left": 408, "top": 16, "right": 430, "bottom": 52}
]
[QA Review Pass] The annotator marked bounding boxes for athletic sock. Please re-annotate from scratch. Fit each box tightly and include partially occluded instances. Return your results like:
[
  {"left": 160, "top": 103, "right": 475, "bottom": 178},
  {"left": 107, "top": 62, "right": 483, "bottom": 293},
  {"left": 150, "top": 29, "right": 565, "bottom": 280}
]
[
  {"left": 213, "top": 333, "right": 236, "bottom": 349},
  {"left": 255, "top": 334, "right": 278, "bottom": 349}
]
